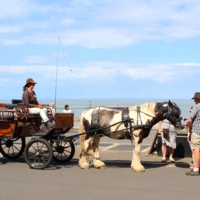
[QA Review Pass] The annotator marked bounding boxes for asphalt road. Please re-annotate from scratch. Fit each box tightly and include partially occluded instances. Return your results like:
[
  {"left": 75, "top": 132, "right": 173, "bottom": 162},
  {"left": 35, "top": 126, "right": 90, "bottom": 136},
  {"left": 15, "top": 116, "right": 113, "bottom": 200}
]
[
  {"left": 1, "top": 129, "right": 198, "bottom": 200},
  {"left": 0, "top": 154, "right": 198, "bottom": 200}
]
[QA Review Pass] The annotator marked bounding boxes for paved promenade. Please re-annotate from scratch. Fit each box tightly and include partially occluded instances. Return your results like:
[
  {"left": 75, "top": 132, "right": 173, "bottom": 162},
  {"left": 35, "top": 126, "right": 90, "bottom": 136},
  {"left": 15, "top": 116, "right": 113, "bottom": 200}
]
[{"left": 0, "top": 129, "right": 198, "bottom": 200}]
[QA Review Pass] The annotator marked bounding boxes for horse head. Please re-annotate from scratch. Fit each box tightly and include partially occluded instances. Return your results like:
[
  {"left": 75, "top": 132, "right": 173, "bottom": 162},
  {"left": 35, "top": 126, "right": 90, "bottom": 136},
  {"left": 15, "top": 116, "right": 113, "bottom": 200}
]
[{"left": 156, "top": 100, "right": 182, "bottom": 129}]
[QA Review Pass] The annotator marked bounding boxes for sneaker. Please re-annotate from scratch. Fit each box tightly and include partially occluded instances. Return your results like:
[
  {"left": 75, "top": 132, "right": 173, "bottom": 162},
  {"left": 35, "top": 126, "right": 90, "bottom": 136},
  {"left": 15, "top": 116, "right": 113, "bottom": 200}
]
[
  {"left": 40, "top": 123, "right": 48, "bottom": 133},
  {"left": 185, "top": 170, "right": 199, "bottom": 176},
  {"left": 45, "top": 121, "right": 55, "bottom": 131}
]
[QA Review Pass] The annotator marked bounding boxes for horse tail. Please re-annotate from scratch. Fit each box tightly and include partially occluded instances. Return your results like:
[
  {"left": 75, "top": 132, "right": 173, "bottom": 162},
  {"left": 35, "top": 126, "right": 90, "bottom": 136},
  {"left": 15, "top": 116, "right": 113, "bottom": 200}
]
[{"left": 79, "top": 110, "right": 93, "bottom": 158}]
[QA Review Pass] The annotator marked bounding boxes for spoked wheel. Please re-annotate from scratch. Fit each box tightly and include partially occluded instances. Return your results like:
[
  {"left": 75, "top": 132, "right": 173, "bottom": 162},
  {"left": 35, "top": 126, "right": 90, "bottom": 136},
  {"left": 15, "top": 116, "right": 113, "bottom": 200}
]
[
  {"left": 0, "top": 137, "right": 26, "bottom": 159},
  {"left": 52, "top": 140, "right": 75, "bottom": 163},
  {"left": 24, "top": 138, "right": 53, "bottom": 169}
]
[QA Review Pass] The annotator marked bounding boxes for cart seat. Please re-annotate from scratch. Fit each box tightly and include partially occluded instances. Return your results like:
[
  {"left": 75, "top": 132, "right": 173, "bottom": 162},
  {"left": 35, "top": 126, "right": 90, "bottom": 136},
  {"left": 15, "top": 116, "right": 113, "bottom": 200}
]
[
  {"left": 11, "top": 99, "right": 23, "bottom": 104},
  {"left": 54, "top": 113, "right": 74, "bottom": 128}
]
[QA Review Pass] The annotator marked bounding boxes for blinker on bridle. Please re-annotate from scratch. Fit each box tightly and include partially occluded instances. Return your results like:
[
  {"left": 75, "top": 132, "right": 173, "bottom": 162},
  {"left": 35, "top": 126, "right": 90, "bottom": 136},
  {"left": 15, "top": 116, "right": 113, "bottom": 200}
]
[{"left": 166, "top": 105, "right": 182, "bottom": 124}]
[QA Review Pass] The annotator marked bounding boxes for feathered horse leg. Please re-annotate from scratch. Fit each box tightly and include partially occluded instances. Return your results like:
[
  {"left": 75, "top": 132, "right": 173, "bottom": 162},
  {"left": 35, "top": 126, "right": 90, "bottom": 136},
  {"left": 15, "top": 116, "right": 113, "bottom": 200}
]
[
  {"left": 131, "top": 132, "right": 145, "bottom": 172},
  {"left": 92, "top": 135, "right": 106, "bottom": 169},
  {"left": 78, "top": 112, "right": 93, "bottom": 169},
  {"left": 78, "top": 134, "right": 93, "bottom": 169}
]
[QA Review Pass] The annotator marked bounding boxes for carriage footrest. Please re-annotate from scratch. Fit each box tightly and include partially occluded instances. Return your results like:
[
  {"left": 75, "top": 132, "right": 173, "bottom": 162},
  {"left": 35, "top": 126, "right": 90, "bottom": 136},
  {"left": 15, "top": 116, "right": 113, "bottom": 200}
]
[
  {"left": 32, "top": 127, "right": 55, "bottom": 137},
  {"left": 33, "top": 132, "right": 48, "bottom": 136}
]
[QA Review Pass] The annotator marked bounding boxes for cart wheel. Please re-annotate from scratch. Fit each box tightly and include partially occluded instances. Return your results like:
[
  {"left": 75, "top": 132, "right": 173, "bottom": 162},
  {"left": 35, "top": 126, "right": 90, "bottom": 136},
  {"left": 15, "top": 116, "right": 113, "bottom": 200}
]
[
  {"left": 52, "top": 140, "right": 75, "bottom": 163},
  {"left": 0, "top": 137, "right": 25, "bottom": 159},
  {"left": 24, "top": 138, "right": 53, "bottom": 169}
]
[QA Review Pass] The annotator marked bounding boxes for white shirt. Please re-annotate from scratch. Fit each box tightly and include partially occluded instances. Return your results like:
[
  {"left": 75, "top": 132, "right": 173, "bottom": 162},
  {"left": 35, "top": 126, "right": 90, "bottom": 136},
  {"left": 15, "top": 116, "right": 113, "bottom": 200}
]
[
  {"left": 49, "top": 107, "right": 56, "bottom": 116},
  {"left": 63, "top": 109, "right": 72, "bottom": 113}
]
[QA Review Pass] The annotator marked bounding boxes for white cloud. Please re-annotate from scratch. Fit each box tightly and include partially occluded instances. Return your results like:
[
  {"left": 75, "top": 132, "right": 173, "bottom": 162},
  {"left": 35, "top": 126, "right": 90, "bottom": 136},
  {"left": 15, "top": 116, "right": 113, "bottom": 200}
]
[
  {"left": 120, "top": 63, "right": 200, "bottom": 83},
  {"left": 1, "top": 0, "right": 200, "bottom": 48},
  {"left": 3, "top": 65, "right": 69, "bottom": 76},
  {"left": 0, "top": 25, "right": 21, "bottom": 33},
  {"left": 24, "top": 54, "right": 55, "bottom": 64},
  {"left": 0, "top": 0, "right": 30, "bottom": 19},
  {"left": 0, "top": 62, "right": 199, "bottom": 83},
  {"left": 24, "top": 56, "right": 47, "bottom": 64},
  {"left": 175, "top": 63, "right": 200, "bottom": 67}
]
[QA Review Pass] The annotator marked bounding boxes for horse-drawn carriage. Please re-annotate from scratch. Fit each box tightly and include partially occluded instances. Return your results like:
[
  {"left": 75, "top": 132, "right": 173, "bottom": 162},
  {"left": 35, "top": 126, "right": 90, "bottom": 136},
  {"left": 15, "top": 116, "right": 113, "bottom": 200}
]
[
  {"left": 0, "top": 100, "right": 75, "bottom": 169},
  {"left": 0, "top": 99, "right": 182, "bottom": 172}
]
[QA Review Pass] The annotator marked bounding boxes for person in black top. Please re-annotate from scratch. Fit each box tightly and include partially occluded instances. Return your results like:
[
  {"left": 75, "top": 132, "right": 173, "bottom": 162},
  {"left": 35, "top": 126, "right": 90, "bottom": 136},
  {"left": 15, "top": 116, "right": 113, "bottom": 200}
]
[{"left": 22, "top": 78, "right": 54, "bottom": 132}]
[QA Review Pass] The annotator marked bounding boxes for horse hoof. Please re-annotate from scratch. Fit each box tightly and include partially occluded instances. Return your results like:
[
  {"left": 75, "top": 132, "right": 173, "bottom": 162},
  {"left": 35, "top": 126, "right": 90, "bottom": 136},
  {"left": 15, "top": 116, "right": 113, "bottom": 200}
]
[
  {"left": 132, "top": 169, "right": 145, "bottom": 172},
  {"left": 131, "top": 165, "right": 145, "bottom": 172},
  {"left": 79, "top": 162, "right": 90, "bottom": 169},
  {"left": 80, "top": 166, "right": 90, "bottom": 169},
  {"left": 80, "top": 165, "right": 90, "bottom": 169},
  {"left": 132, "top": 168, "right": 145, "bottom": 172},
  {"left": 95, "top": 166, "right": 106, "bottom": 169}
]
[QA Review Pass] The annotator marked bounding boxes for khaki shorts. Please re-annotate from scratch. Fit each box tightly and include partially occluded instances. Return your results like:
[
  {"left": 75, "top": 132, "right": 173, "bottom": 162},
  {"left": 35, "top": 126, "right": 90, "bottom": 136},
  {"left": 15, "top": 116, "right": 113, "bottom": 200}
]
[{"left": 190, "top": 132, "right": 200, "bottom": 150}]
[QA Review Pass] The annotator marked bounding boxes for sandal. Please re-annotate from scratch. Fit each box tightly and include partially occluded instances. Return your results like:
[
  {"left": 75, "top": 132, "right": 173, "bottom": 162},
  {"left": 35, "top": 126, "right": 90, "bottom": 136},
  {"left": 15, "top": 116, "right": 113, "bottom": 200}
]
[
  {"left": 161, "top": 158, "right": 166, "bottom": 162},
  {"left": 170, "top": 158, "right": 175, "bottom": 163}
]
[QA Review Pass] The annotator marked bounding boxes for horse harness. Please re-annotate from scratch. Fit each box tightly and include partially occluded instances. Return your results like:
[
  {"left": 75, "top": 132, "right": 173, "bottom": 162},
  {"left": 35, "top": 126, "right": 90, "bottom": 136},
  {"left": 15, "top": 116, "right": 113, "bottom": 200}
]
[{"left": 85, "top": 106, "right": 152, "bottom": 143}]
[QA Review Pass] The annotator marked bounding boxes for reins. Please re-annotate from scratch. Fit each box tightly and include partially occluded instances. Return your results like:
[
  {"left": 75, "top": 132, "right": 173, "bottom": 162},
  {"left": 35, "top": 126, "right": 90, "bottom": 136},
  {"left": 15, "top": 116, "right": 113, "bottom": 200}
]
[
  {"left": 132, "top": 106, "right": 155, "bottom": 128},
  {"left": 85, "top": 106, "right": 154, "bottom": 144}
]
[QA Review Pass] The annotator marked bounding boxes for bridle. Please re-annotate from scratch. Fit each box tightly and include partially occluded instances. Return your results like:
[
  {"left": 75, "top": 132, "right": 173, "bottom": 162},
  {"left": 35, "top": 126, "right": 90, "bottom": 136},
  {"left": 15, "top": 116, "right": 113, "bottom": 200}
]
[{"left": 166, "top": 105, "right": 182, "bottom": 125}]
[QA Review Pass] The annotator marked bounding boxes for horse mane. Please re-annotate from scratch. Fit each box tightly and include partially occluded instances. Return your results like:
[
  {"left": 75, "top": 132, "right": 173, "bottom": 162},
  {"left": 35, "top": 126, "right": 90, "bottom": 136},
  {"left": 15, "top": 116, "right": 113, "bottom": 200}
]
[
  {"left": 129, "top": 102, "right": 157, "bottom": 115},
  {"left": 155, "top": 102, "right": 166, "bottom": 113}
]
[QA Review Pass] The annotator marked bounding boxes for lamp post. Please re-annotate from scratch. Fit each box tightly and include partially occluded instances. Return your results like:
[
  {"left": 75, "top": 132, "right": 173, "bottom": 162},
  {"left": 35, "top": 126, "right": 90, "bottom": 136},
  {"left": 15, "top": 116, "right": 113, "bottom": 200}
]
[{"left": 89, "top": 99, "right": 91, "bottom": 108}]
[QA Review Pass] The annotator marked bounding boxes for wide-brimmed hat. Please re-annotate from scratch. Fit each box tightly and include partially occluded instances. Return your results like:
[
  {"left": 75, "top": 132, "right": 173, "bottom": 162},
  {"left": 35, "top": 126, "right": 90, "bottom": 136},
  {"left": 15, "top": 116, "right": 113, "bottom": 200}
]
[
  {"left": 192, "top": 92, "right": 200, "bottom": 99},
  {"left": 25, "top": 78, "right": 37, "bottom": 85}
]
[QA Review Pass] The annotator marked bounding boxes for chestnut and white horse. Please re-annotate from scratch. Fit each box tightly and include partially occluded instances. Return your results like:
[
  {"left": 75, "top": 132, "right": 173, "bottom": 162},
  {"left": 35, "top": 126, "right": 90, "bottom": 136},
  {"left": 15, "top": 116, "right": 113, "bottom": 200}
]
[{"left": 78, "top": 101, "right": 181, "bottom": 172}]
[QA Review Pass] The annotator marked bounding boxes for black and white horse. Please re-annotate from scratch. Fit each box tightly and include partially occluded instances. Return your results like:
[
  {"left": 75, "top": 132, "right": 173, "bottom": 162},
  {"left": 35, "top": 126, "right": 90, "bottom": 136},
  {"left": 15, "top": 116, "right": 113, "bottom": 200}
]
[{"left": 78, "top": 101, "right": 182, "bottom": 172}]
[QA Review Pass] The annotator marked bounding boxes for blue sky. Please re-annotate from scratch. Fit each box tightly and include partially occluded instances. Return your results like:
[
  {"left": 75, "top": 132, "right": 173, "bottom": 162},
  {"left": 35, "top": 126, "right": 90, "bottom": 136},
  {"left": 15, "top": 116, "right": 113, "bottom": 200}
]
[{"left": 1, "top": 0, "right": 200, "bottom": 100}]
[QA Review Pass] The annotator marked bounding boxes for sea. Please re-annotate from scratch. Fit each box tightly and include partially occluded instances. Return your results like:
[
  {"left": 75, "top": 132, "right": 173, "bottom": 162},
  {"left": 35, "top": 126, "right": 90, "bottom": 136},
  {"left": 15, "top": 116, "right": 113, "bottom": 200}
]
[{"left": 1, "top": 98, "right": 194, "bottom": 122}]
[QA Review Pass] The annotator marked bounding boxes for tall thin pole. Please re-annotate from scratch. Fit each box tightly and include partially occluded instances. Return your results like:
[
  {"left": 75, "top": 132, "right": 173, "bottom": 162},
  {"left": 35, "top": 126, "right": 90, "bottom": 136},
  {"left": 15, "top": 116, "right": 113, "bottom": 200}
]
[
  {"left": 89, "top": 99, "right": 91, "bottom": 108},
  {"left": 55, "top": 36, "right": 60, "bottom": 111},
  {"left": 54, "top": 37, "right": 72, "bottom": 111},
  {"left": 59, "top": 38, "right": 72, "bottom": 71}
]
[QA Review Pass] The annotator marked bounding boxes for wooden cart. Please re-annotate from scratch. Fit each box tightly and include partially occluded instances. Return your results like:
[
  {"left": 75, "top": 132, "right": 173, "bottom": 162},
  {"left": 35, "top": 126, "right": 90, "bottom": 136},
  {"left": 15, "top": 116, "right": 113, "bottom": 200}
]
[{"left": 0, "top": 102, "right": 75, "bottom": 169}]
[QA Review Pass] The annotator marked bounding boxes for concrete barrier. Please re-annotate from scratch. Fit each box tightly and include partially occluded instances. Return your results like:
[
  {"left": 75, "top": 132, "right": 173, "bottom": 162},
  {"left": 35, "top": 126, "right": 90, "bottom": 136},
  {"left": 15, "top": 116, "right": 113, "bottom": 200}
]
[{"left": 157, "top": 132, "right": 192, "bottom": 158}]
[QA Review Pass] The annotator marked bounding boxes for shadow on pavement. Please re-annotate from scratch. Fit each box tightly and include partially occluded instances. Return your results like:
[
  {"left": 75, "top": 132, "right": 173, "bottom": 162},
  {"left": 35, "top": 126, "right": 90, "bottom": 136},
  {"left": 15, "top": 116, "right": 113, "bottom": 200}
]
[{"left": 0, "top": 157, "right": 191, "bottom": 170}]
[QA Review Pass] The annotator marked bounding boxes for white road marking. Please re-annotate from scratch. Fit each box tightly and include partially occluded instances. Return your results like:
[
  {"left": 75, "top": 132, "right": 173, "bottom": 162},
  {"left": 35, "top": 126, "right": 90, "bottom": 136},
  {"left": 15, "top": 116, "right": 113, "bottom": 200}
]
[
  {"left": 141, "top": 147, "right": 150, "bottom": 152},
  {"left": 102, "top": 143, "right": 120, "bottom": 151}
]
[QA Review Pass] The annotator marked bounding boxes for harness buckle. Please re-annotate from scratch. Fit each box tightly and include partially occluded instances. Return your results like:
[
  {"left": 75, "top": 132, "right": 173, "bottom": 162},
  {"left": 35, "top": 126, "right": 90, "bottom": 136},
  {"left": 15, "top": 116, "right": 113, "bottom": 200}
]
[{"left": 122, "top": 107, "right": 130, "bottom": 127}]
